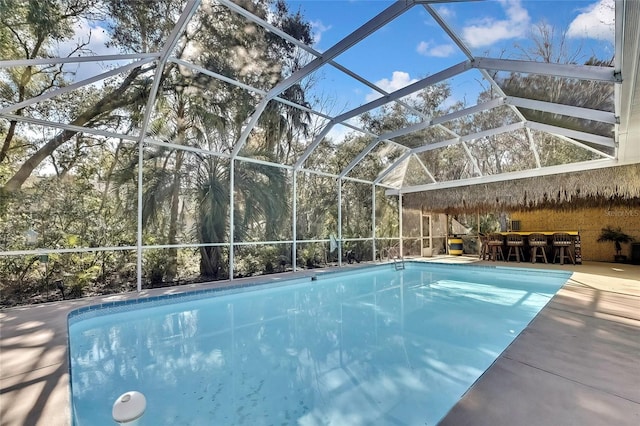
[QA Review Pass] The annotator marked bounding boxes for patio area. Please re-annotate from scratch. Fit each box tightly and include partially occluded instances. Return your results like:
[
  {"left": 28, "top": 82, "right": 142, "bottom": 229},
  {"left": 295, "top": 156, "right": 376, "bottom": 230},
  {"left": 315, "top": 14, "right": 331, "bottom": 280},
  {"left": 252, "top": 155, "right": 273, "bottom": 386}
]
[{"left": 1, "top": 260, "right": 638, "bottom": 426}]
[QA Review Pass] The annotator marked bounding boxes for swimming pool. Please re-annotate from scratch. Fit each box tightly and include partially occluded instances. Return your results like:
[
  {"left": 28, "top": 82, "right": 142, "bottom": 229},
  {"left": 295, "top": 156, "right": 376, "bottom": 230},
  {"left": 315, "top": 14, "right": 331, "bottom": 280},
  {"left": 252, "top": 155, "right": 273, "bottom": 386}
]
[{"left": 68, "top": 263, "right": 571, "bottom": 425}]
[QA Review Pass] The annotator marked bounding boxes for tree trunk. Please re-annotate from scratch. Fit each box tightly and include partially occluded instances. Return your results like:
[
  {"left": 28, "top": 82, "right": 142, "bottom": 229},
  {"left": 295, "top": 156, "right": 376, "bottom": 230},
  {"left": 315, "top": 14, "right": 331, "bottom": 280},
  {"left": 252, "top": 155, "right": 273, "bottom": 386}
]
[
  {"left": 165, "top": 98, "right": 188, "bottom": 282},
  {"left": 166, "top": 149, "right": 184, "bottom": 281},
  {"left": 0, "top": 120, "right": 17, "bottom": 163},
  {"left": 199, "top": 245, "right": 221, "bottom": 279}
]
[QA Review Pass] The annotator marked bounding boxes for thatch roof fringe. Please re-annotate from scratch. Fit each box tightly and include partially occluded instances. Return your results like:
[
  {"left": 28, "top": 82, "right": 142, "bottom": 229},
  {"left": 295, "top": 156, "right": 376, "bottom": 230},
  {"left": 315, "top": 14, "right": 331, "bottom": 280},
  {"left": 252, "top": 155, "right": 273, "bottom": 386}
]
[{"left": 405, "top": 163, "right": 640, "bottom": 214}]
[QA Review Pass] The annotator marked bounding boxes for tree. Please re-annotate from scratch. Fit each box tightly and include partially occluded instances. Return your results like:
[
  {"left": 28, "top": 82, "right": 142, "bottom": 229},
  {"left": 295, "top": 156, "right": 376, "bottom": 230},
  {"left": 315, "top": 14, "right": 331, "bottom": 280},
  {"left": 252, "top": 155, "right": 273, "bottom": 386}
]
[
  {"left": 0, "top": 0, "right": 96, "bottom": 164},
  {"left": 1, "top": 0, "right": 315, "bottom": 300},
  {"left": 0, "top": 0, "right": 183, "bottom": 193},
  {"left": 116, "top": 0, "right": 314, "bottom": 280}
]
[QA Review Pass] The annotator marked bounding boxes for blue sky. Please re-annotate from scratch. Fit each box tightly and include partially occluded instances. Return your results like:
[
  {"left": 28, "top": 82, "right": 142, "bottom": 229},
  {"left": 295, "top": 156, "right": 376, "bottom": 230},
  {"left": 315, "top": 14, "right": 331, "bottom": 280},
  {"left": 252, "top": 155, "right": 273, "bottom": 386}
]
[{"left": 286, "top": 0, "right": 615, "bottom": 128}]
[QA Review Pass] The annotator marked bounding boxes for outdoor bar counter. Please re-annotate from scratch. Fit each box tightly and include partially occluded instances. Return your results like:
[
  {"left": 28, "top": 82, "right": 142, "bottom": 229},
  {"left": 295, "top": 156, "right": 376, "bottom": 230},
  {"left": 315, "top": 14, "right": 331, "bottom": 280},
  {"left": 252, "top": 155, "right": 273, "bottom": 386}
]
[
  {"left": 491, "top": 231, "right": 582, "bottom": 264},
  {"left": 497, "top": 231, "right": 580, "bottom": 236}
]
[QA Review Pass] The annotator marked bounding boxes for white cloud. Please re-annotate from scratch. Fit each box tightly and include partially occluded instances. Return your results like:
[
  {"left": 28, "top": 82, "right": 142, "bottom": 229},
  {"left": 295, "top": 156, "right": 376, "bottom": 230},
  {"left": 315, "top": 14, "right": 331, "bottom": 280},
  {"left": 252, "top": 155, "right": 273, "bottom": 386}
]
[
  {"left": 462, "top": 0, "right": 530, "bottom": 48},
  {"left": 55, "top": 19, "right": 122, "bottom": 83},
  {"left": 365, "top": 71, "right": 418, "bottom": 102},
  {"left": 435, "top": 6, "right": 455, "bottom": 19},
  {"left": 311, "top": 20, "right": 331, "bottom": 46},
  {"left": 417, "top": 41, "right": 456, "bottom": 58},
  {"left": 567, "top": 0, "right": 614, "bottom": 42},
  {"left": 56, "top": 19, "right": 115, "bottom": 58}
]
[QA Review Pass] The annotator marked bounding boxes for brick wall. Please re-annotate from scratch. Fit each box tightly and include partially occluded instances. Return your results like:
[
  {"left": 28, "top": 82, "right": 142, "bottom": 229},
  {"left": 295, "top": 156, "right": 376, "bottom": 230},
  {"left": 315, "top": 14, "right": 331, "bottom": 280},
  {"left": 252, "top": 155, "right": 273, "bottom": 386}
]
[{"left": 510, "top": 207, "right": 640, "bottom": 261}]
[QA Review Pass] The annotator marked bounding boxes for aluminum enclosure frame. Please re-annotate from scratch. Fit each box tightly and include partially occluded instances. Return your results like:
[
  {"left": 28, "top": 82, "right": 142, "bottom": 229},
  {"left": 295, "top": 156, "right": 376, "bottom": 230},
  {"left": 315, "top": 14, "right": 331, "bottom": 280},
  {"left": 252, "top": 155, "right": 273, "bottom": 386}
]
[{"left": 1, "top": 0, "right": 638, "bottom": 287}]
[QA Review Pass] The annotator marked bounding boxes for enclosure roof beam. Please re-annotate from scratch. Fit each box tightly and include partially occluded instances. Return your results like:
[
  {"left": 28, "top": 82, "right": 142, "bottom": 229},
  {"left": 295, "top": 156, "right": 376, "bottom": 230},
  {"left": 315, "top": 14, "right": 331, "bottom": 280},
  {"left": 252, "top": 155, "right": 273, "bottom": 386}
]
[
  {"left": 388, "top": 158, "right": 619, "bottom": 195},
  {"left": 374, "top": 151, "right": 412, "bottom": 184},
  {"left": 435, "top": 97, "right": 506, "bottom": 125},
  {"left": 300, "top": 92, "right": 615, "bottom": 171},
  {"left": 526, "top": 121, "right": 615, "bottom": 148},
  {"left": 229, "top": 0, "right": 414, "bottom": 157},
  {"left": 413, "top": 154, "right": 437, "bottom": 183},
  {"left": 436, "top": 123, "right": 459, "bottom": 138},
  {"left": 293, "top": 57, "right": 474, "bottom": 175},
  {"left": 525, "top": 127, "right": 542, "bottom": 168},
  {"left": 0, "top": 114, "right": 140, "bottom": 142},
  {"left": 236, "top": 155, "right": 293, "bottom": 170},
  {"left": 262, "top": 0, "right": 414, "bottom": 101},
  {"left": 172, "top": 56, "right": 341, "bottom": 163},
  {"left": 337, "top": 129, "right": 413, "bottom": 179},
  {"left": 339, "top": 139, "right": 382, "bottom": 178},
  {"left": 424, "top": 3, "right": 530, "bottom": 125},
  {"left": 294, "top": 123, "right": 336, "bottom": 169},
  {"left": 423, "top": 4, "right": 473, "bottom": 58},
  {"left": 136, "top": 0, "right": 202, "bottom": 136},
  {"left": 379, "top": 122, "right": 535, "bottom": 186},
  {"left": 297, "top": 118, "right": 411, "bottom": 172},
  {"left": 473, "top": 57, "right": 619, "bottom": 83},
  {"left": 0, "top": 53, "right": 160, "bottom": 68},
  {"left": 369, "top": 98, "right": 508, "bottom": 149},
  {"left": 373, "top": 150, "right": 438, "bottom": 188},
  {"left": 410, "top": 122, "right": 527, "bottom": 154},
  {"left": 231, "top": 98, "right": 270, "bottom": 159},
  {"left": 374, "top": 149, "right": 439, "bottom": 186},
  {"left": 374, "top": 123, "right": 524, "bottom": 188},
  {"left": 553, "top": 134, "right": 615, "bottom": 159},
  {"left": 169, "top": 58, "right": 333, "bottom": 120},
  {"left": 149, "top": 138, "right": 231, "bottom": 159},
  {"left": 373, "top": 91, "right": 615, "bottom": 163},
  {"left": 314, "top": 65, "right": 484, "bottom": 176},
  {"left": 414, "top": 0, "right": 484, "bottom": 3},
  {"left": 614, "top": 0, "right": 624, "bottom": 76},
  {"left": 0, "top": 58, "right": 155, "bottom": 115},
  {"left": 298, "top": 167, "right": 341, "bottom": 180},
  {"left": 218, "top": 0, "right": 430, "bottom": 123},
  {"left": 462, "top": 141, "right": 483, "bottom": 176},
  {"left": 333, "top": 60, "right": 472, "bottom": 123},
  {"left": 506, "top": 96, "right": 618, "bottom": 124}
]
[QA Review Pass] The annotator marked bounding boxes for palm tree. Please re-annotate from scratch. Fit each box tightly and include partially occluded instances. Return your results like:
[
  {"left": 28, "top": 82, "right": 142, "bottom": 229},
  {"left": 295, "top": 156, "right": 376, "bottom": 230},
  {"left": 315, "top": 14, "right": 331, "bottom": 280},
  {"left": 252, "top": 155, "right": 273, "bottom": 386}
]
[
  {"left": 195, "top": 154, "right": 289, "bottom": 278},
  {"left": 114, "top": 0, "right": 312, "bottom": 281},
  {"left": 598, "top": 226, "right": 634, "bottom": 261}
]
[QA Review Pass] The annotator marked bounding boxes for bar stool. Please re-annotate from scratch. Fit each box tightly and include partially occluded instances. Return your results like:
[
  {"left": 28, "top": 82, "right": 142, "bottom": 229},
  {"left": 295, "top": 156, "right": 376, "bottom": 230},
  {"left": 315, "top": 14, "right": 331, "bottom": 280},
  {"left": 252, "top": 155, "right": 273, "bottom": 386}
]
[
  {"left": 529, "top": 233, "right": 548, "bottom": 264},
  {"left": 553, "top": 233, "right": 575, "bottom": 265},
  {"left": 487, "top": 233, "right": 505, "bottom": 261},
  {"left": 506, "top": 233, "right": 525, "bottom": 262}
]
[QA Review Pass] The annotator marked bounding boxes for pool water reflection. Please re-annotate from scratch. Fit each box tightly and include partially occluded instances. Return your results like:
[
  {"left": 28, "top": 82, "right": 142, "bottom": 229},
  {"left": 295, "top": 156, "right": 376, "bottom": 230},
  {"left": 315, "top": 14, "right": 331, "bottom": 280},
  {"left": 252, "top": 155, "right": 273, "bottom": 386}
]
[{"left": 68, "top": 263, "right": 571, "bottom": 425}]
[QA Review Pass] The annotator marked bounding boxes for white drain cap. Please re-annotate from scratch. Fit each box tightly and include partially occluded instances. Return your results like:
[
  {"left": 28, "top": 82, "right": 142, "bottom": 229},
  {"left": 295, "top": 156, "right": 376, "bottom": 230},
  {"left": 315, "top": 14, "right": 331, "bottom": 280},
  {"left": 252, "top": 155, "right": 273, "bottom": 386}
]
[{"left": 112, "top": 391, "right": 146, "bottom": 423}]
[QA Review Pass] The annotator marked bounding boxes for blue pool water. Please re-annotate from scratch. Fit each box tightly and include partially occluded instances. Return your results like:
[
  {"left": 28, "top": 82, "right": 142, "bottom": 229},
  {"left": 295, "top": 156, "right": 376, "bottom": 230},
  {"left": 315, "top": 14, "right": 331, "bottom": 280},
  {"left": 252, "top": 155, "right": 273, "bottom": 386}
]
[{"left": 68, "top": 263, "right": 571, "bottom": 425}]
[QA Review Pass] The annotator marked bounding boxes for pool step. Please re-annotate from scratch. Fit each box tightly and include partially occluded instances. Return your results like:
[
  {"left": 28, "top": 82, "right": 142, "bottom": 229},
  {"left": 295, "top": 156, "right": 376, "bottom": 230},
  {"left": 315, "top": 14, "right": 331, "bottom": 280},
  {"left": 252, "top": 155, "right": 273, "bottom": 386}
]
[{"left": 393, "top": 257, "right": 405, "bottom": 270}]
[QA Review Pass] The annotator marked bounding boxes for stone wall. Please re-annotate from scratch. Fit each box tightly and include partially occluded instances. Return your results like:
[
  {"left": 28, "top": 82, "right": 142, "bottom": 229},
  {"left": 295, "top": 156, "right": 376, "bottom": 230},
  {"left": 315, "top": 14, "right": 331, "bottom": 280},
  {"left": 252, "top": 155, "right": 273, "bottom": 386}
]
[{"left": 510, "top": 207, "right": 640, "bottom": 261}]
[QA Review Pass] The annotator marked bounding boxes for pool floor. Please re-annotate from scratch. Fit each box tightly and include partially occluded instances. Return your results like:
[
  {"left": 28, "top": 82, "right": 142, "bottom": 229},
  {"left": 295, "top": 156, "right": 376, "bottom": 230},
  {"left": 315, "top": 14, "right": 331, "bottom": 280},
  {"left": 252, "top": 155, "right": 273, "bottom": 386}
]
[{"left": 68, "top": 264, "right": 571, "bottom": 425}]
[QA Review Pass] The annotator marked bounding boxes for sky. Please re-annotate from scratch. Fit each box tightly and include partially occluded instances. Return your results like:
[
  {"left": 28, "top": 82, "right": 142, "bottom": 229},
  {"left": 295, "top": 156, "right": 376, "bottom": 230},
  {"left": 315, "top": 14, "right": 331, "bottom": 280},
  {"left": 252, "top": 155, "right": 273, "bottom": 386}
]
[{"left": 285, "top": 0, "right": 615, "bottom": 139}]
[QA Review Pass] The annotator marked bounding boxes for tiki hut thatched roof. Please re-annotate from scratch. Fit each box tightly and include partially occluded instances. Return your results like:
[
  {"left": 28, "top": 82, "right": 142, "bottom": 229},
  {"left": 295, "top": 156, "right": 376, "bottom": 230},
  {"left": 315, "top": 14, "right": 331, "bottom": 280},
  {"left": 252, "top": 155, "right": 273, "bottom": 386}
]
[{"left": 404, "top": 163, "right": 640, "bottom": 214}]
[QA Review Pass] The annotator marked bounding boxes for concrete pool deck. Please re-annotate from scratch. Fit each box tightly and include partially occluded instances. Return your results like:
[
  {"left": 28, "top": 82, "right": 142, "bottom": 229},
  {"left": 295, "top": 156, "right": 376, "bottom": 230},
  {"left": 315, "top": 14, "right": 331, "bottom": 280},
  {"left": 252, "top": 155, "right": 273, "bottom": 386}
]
[{"left": 1, "top": 260, "right": 639, "bottom": 425}]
